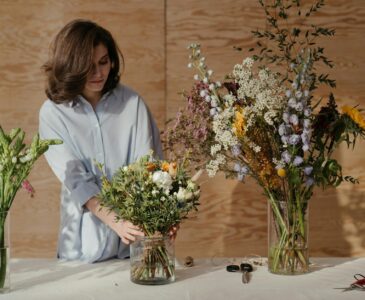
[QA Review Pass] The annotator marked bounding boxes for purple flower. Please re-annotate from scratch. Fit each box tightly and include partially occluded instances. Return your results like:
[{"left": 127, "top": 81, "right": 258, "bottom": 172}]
[
  {"left": 305, "top": 177, "right": 314, "bottom": 187},
  {"left": 302, "top": 144, "right": 309, "bottom": 152},
  {"left": 285, "top": 90, "right": 291, "bottom": 98},
  {"left": 293, "top": 156, "right": 303, "bottom": 166},
  {"left": 301, "top": 132, "right": 310, "bottom": 144},
  {"left": 210, "top": 108, "right": 217, "bottom": 116},
  {"left": 289, "top": 134, "right": 300, "bottom": 145},
  {"left": 295, "top": 102, "right": 304, "bottom": 112},
  {"left": 281, "top": 151, "right": 291, "bottom": 164},
  {"left": 288, "top": 98, "right": 297, "bottom": 108},
  {"left": 283, "top": 112, "right": 290, "bottom": 124},
  {"left": 304, "top": 108, "right": 312, "bottom": 117},
  {"left": 278, "top": 124, "right": 287, "bottom": 136},
  {"left": 303, "top": 119, "right": 311, "bottom": 128},
  {"left": 289, "top": 114, "right": 299, "bottom": 126},
  {"left": 231, "top": 144, "right": 241, "bottom": 157},
  {"left": 304, "top": 166, "right": 313, "bottom": 175},
  {"left": 233, "top": 163, "right": 241, "bottom": 172},
  {"left": 235, "top": 164, "right": 249, "bottom": 181},
  {"left": 295, "top": 91, "right": 303, "bottom": 99},
  {"left": 281, "top": 136, "right": 289, "bottom": 144}
]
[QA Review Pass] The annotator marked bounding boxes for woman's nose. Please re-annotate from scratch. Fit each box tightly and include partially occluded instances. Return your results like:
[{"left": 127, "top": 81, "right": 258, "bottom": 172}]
[{"left": 91, "top": 64, "right": 101, "bottom": 76}]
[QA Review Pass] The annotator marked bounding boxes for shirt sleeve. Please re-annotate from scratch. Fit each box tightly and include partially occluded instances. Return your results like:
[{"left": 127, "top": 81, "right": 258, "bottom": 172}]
[
  {"left": 39, "top": 103, "right": 100, "bottom": 209},
  {"left": 133, "top": 97, "right": 163, "bottom": 161}
]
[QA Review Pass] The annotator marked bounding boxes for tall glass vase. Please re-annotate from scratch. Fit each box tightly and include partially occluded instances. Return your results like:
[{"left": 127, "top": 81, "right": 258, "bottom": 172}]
[
  {"left": 0, "top": 211, "right": 10, "bottom": 293},
  {"left": 130, "top": 235, "right": 175, "bottom": 285},
  {"left": 268, "top": 198, "right": 309, "bottom": 275}
]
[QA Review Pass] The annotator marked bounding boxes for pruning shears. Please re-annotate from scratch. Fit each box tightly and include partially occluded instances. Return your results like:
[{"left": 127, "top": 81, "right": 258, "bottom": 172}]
[{"left": 335, "top": 274, "right": 365, "bottom": 292}]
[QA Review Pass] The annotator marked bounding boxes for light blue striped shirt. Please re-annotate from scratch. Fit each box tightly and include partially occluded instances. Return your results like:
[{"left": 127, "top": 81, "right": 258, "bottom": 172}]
[{"left": 39, "top": 84, "right": 162, "bottom": 263}]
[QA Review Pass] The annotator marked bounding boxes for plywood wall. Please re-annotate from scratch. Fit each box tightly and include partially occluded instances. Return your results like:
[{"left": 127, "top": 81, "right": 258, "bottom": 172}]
[{"left": 0, "top": 0, "right": 364, "bottom": 259}]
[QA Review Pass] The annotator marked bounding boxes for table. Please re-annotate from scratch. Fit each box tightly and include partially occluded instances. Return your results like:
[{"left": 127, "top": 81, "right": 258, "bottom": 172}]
[{"left": 3, "top": 257, "right": 364, "bottom": 299}]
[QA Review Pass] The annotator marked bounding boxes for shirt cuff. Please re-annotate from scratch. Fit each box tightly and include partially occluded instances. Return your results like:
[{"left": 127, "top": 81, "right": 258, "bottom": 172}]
[{"left": 70, "top": 181, "right": 101, "bottom": 209}]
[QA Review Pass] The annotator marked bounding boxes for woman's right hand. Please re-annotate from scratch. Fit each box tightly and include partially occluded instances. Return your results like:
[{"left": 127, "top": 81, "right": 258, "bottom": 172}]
[
  {"left": 85, "top": 197, "right": 144, "bottom": 244},
  {"left": 111, "top": 220, "right": 145, "bottom": 244}
]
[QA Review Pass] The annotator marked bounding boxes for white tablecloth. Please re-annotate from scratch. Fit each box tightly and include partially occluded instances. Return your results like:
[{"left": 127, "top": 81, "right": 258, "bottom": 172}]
[{"left": 3, "top": 257, "right": 364, "bottom": 299}]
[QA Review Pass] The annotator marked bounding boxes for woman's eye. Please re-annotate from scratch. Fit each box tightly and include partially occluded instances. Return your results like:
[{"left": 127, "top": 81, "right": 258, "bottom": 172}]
[{"left": 100, "top": 59, "right": 109, "bottom": 65}]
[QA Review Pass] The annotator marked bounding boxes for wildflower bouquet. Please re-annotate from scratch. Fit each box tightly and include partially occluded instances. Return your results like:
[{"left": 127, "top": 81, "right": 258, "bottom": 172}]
[
  {"left": 0, "top": 126, "right": 62, "bottom": 289},
  {"left": 97, "top": 153, "right": 200, "bottom": 284},
  {"left": 163, "top": 0, "right": 365, "bottom": 274}
]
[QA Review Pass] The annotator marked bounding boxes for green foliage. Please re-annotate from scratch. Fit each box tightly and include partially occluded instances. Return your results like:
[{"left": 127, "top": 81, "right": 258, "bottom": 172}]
[
  {"left": 98, "top": 153, "right": 200, "bottom": 236},
  {"left": 249, "top": 0, "right": 335, "bottom": 91},
  {"left": 0, "top": 126, "right": 62, "bottom": 211}
]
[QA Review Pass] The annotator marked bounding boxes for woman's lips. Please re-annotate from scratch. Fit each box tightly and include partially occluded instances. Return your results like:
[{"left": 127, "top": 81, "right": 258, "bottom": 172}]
[{"left": 89, "top": 79, "right": 104, "bottom": 84}]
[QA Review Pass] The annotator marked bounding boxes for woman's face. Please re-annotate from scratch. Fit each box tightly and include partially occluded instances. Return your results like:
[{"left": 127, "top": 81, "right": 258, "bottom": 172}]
[{"left": 83, "top": 43, "right": 111, "bottom": 95}]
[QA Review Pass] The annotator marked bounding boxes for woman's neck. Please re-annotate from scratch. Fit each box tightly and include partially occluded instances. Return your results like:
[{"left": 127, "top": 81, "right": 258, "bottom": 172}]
[{"left": 82, "top": 91, "right": 102, "bottom": 110}]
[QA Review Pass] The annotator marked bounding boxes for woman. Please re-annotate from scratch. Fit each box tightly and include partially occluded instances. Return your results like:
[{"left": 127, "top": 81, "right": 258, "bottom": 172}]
[{"left": 39, "top": 19, "right": 166, "bottom": 262}]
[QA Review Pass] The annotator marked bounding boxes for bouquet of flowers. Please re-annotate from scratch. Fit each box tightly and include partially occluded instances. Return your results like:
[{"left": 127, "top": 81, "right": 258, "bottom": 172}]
[
  {"left": 97, "top": 152, "right": 200, "bottom": 284},
  {"left": 0, "top": 126, "right": 62, "bottom": 289},
  {"left": 163, "top": 0, "right": 365, "bottom": 274}
]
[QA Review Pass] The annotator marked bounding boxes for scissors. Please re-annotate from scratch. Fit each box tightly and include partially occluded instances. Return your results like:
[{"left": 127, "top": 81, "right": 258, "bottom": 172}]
[{"left": 335, "top": 274, "right": 365, "bottom": 292}]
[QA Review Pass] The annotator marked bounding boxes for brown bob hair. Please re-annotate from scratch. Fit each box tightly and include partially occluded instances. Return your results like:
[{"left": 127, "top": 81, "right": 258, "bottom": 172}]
[{"left": 43, "top": 19, "right": 124, "bottom": 104}]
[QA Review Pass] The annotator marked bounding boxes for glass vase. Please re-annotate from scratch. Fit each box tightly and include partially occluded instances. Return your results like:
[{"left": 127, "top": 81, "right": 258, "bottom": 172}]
[
  {"left": 0, "top": 211, "right": 10, "bottom": 293},
  {"left": 130, "top": 235, "right": 175, "bottom": 285},
  {"left": 268, "top": 199, "right": 309, "bottom": 275}
]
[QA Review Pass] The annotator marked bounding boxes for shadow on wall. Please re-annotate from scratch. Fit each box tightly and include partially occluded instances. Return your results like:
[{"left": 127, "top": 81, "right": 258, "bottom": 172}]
[{"left": 227, "top": 178, "right": 360, "bottom": 258}]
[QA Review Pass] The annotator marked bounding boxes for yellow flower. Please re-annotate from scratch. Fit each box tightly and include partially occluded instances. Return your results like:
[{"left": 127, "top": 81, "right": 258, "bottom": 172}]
[
  {"left": 161, "top": 162, "right": 170, "bottom": 172},
  {"left": 169, "top": 162, "right": 178, "bottom": 177},
  {"left": 146, "top": 162, "right": 157, "bottom": 172},
  {"left": 341, "top": 105, "right": 365, "bottom": 130},
  {"left": 277, "top": 168, "right": 286, "bottom": 178},
  {"left": 233, "top": 110, "right": 245, "bottom": 138}
]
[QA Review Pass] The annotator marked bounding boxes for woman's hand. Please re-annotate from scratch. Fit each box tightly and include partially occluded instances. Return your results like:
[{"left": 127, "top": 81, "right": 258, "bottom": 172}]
[
  {"left": 85, "top": 197, "right": 144, "bottom": 244},
  {"left": 168, "top": 224, "right": 180, "bottom": 241},
  {"left": 112, "top": 220, "right": 145, "bottom": 244}
]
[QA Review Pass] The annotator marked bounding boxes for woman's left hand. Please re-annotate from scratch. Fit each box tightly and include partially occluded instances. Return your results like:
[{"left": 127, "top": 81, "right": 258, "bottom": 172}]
[{"left": 168, "top": 224, "right": 180, "bottom": 240}]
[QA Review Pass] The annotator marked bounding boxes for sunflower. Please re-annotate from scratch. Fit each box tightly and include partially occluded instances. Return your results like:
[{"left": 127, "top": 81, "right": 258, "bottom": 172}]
[{"left": 341, "top": 105, "right": 365, "bottom": 130}]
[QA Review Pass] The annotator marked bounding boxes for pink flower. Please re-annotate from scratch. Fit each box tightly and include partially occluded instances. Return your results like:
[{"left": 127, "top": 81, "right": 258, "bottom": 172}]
[{"left": 22, "top": 180, "right": 35, "bottom": 197}]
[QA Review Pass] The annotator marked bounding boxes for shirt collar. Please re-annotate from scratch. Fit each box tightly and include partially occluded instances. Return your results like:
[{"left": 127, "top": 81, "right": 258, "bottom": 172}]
[{"left": 68, "top": 90, "right": 114, "bottom": 108}]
